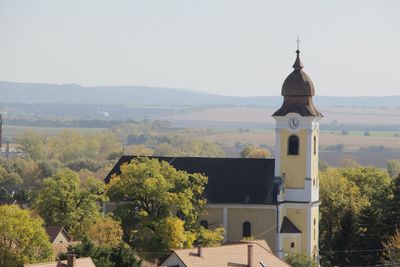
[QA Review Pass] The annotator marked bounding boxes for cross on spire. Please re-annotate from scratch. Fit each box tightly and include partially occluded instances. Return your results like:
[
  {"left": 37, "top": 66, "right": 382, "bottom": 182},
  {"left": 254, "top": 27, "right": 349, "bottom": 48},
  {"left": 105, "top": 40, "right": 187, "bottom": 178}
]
[{"left": 296, "top": 36, "right": 301, "bottom": 51}]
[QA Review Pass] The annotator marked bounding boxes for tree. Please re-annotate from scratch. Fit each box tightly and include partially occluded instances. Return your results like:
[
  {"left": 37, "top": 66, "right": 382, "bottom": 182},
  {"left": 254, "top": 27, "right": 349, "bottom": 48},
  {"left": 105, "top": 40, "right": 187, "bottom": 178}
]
[
  {"left": 86, "top": 216, "right": 123, "bottom": 247},
  {"left": 15, "top": 130, "right": 45, "bottom": 160},
  {"left": 382, "top": 229, "right": 400, "bottom": 266},
  {"left": 357, "top": 204, "right": 386, "bottom": 265},
  {"left": 0, "top": 166, "right": 22, "bottom": 200},
  {"left": 107, "top": 157, "right": 224, "bottom": 259},
  {"left": 387, "top": 159, "right": 400, "bottom": 178},
  {"left": 240, "top": 146, "right": 271, "bottom": 158},
  {"left": 0, "top": 205, "right": 54, "bottom": 267},
  {"left": 319, "top": 167, "right": 393, "bottom": 266},
  {"left": 284, "top": 253, "right": 318, "bottom": 267},
  {"left": 33, "top": 168, "right": 105, "bottom": 237},
  {"left": 319, "top": 168, "right": 368, "bottom": 265},
  {"left": 67, "top": 239, "right": 141, "bottom": 267},
  {"left": 383, "top": 175, "right": 400, "bottom": 237}
]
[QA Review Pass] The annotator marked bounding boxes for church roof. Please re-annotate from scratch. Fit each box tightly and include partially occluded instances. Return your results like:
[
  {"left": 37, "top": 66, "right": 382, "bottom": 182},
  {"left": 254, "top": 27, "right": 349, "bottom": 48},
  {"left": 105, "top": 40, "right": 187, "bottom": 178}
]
[
  {"left": 280, "top": 216, "right": 302, "bottom": 233},
  {"left": 273, "top": 49, "right": 322, "bottom": 117},
  {"left": 105, "top": 156, "right": 277, "bottom": 205},
  {"left": 281, "top": 50, "right": 314, "bottom": 97}
]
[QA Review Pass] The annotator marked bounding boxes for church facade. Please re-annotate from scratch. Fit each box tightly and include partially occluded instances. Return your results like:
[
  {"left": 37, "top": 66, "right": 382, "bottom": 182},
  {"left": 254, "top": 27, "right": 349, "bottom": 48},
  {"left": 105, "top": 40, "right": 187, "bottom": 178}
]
[{"left": 105, "top": 48, "right": 322, "bottom": 259}]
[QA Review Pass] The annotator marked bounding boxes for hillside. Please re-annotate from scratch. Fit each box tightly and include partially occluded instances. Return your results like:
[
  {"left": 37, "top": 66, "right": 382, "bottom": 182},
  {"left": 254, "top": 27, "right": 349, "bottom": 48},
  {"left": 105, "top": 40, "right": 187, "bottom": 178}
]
[{"left": 1, "top": 81, "right": 399, "bottom": 107}]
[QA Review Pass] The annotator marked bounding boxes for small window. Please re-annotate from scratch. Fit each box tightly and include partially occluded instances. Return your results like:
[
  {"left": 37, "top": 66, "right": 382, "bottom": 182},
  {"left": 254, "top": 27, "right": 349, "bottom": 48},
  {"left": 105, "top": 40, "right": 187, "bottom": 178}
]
[
  {"left": 313, "top": 136, "right": 317, "bottom": 155},
  {"left": 288, "top": 135, "right": 299, "bottom": 155},
  {"left": 314, "top": 218, "right": 316, "bottom": 226},
  {"left": 200, "top": 220, "right": 208, "bottom": 229},
  {"left": 291, "top": 242, "right": 295, "bottom": 248},
  {"left": 243, "top": 221, "right": 251, "bottom": 238}
]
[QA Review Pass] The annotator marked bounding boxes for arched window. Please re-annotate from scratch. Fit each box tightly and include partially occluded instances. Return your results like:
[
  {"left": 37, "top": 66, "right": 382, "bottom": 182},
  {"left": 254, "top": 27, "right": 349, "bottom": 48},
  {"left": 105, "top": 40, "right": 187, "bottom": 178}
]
[
  {"left": 313, "top": 136, "right": 317, "bottom": 155},
  {"left": 243, "top": 221, "right": 251, "bottom": 238},
  {"left": 288, "top": 135, "right": 299, "bottom": 155},
  {"left": 200, "top": 220, "right": 208, "bottom": 229}
]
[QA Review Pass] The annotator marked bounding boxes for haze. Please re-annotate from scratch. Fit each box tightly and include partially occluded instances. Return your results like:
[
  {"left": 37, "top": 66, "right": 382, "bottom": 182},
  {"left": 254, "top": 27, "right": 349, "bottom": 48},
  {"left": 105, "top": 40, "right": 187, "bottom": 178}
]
[{"left": 0, "top": 0, "right": 399, "bottom": 97}]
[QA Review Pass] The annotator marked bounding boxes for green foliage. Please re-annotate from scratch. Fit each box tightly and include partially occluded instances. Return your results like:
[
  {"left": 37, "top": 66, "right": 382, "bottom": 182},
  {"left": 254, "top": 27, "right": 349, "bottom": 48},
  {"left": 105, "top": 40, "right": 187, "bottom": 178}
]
[
  {"left": 382, "top": 229, "right": 400, "bottom": 265},
  {"left": 284, "top": 252, "right": 318, "bottom": 267},
  {"left": 67, "top": 239, "right": 141, "bottom": 267},
  {"left": 109, "top": 120, "right": 171, "bottom": 143},
  {"left": 66, "top": 159, "right": 103, "bottom": 172},
  {"left": 319, "top": 166, "right": 393, "bottom": 266},
  {"left": 86, "top": 216, "right": 124, "bottom": 247},
  {"left": 33, "top": 168, "right": 105, "bottom": 237},
  {"left": 387, "top": 159, "right": 400, "bottom": 178},
  {"left": 149, "top": 135, "right": 224, "bottom": 157},
  {"left": 107, "top": 157, "right": 223, "bottom": 259},
  {"left": 0, "top": 166, "right": 22, "bottom": 200},
  {"left": 318, "top": 160, "right": 329, "bottom": 171},
  {"left": 383, "top": 175, "right": 400, "bottom": 237},
  {"left": 240, "top": 146, "right": 271, "bottom": 158},
  {"left": 15, "top": 130, "right": 45, "bottom": 160},
  {"left": 0, "top": 205, "right": 54, "bottom": 266},
  {"left": 196, "top": 227, "right": 225, "bottom": 247}
]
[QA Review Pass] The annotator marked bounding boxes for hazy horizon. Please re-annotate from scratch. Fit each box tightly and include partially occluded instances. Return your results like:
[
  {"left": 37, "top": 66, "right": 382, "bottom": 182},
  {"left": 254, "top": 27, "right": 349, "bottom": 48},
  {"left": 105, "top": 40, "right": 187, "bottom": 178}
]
[{"left": 1, "top": 0, "right": 399, "bottom": 97}]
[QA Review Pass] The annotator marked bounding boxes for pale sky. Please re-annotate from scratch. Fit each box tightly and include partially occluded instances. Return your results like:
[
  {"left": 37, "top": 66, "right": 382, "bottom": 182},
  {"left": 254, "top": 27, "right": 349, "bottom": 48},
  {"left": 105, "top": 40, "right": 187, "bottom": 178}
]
[{"left": 0, "top": 0, "right": 399, "bottom": 97}]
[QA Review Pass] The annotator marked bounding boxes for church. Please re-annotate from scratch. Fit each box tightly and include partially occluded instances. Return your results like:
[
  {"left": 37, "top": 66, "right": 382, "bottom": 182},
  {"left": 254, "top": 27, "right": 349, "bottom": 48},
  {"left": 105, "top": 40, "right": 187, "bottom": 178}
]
[{"left": 105, "top": 47, "right": 322, "bottom": 259}]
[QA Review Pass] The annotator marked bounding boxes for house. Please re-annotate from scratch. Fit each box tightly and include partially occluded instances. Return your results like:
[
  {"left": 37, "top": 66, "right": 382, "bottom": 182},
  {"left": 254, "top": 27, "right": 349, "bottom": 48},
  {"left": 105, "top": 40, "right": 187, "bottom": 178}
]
[
  {"left": 160, "top": 240, "right": 290, "bottom": 267},
  {"left": 24, "top": 254, "right": 96, "bottom": 267},
  {"left": 45, "top": 226, "right": 72, "bottom": 254},
  {"left": 105, "top": 47, "right": 322, "bottom": 259}
]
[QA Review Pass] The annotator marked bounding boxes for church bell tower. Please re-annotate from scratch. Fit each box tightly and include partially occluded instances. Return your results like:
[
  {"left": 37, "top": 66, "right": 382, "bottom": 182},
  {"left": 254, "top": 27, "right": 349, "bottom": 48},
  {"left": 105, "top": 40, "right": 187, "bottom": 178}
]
[{"left": 273, "top": 44, "right": 322, "bottom": 258}]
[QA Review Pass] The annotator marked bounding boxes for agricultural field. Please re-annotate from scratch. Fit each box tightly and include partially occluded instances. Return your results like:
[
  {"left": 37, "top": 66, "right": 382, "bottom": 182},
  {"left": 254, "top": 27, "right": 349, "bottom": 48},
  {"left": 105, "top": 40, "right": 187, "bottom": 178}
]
[
  {"left": 175, "top": 129, "right": 400, "bottom": 150},
  {"left": 163, "top": 106, "right": 400, "bottom": 125},
  {"left": 3, "top": 125, "right": 106, "bottom": 140}
]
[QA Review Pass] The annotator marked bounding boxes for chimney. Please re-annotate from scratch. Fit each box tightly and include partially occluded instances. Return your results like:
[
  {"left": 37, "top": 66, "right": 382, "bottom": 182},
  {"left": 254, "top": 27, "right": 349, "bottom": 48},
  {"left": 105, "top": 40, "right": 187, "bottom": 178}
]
[
  {"left": 197, "top": 246, "right": 203, "bottom": 257},
  {"left": 67, "top": 254, "right": 76, "bottom": 267},
  {"left": 247, "top": 244, "right": 254, "bottom": 267}
]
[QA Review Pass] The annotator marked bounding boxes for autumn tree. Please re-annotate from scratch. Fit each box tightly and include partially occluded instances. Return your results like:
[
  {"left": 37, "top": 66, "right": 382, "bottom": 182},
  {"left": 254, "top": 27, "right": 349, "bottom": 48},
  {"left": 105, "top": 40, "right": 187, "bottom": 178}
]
[
  {"left": 319, "top": 168, "right": 367, "bottom": 265},
  {"left": 0, "top": 166, "right": 22, "bottom": 200},
  {"left": 387, "top": 159, "right": 400, "bottom": 178},
  {"left": 383, "top": 174, "right": 400, "bottom": 237},
  {"left": 240, "top": 146, "right": 271, "bottom": 158},
  {"left": 382, "top": 229, "right": 400, "bottom": 265},
  {"left": 284, "top": 253, "right": 318, "bottom": 267},
  {"left": 0, "top": 205, "right": 54, "bottom": 267},
  {"left": 319, "top": 166, "right": 393, "bottom": 266},
  {"left": 86, "top": 216, "right": 123, "bottom": 247},
  {"left": 15, "top": 130, "right": 45, "bottom": 160},
  {"left": 33, "top": 168, "right": 105, "bottom": 237},
  {"left": 107, "top": 157, "right": 224, "bottom": 259},
  {"left": 67, "top": 239, "right": 141, "bottom": 267}
]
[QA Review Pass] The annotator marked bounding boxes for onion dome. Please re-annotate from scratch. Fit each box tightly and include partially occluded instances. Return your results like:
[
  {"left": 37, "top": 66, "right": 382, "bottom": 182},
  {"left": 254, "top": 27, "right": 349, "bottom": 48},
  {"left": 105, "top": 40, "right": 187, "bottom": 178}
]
[
  {"left": 281, "top": 50, "right": 315, "bottom": 96},
  {"left": 273, "top": 49, "right": 322, "bottom": 117}
]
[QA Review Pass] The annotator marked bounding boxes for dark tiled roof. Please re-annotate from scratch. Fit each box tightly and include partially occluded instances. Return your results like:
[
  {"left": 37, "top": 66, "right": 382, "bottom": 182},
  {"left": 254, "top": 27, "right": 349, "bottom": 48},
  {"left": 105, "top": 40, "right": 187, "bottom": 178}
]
[
  {"left": 105, "top": 156, "right": 277, "bottom": 205},
  {"left": 273, "top": 49, "right": 322, "bottom": 117},
  {"left": 45, "top": 226, "right": 69, "bottom": 243},
  {"left": 282, "top": 50, "right": 314, "bottom": 97},
  {"left": 280, "top": 216, "right": 302, "bottom": 233},
  {"left": 273, "top": 95, "right": 322, "bottom": 117}
]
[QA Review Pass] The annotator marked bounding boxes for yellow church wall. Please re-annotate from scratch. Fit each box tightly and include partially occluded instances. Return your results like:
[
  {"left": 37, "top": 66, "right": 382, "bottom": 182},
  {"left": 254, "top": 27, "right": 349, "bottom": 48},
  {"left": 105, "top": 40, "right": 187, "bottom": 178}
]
[
  {"left": 286, "top": 207, "right": 307, "bottom": 253},
  {"left": 311, "top": 130, "right": 319, "bottom": 180},
  {"left": 282, "top": 235, "right": 301, "bottom": 253},
  {"left": 227, "top": 208, "right": 276, "bottom": 249},
  {"left": 279, "top": 128, "right": 307, "bottom": 189},
  {"left": 311, "top": 206, "right": 319, "bottom": 256},
  {"left": 199, "top": 207, "right": 224, "bottom": 229}
]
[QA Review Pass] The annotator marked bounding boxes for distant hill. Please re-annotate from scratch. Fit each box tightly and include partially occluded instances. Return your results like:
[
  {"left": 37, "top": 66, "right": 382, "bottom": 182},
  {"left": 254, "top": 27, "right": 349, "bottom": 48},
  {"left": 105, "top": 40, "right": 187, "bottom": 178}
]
[{"left": 1, "top": 81, "right": 399, "bottom": 107}]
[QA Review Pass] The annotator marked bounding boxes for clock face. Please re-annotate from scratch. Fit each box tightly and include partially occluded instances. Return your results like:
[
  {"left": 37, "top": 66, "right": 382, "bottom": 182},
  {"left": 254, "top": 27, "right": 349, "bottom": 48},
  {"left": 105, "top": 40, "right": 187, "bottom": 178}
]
[{"left": 288, "top": 117, "right": 300, "bottom": 129}]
